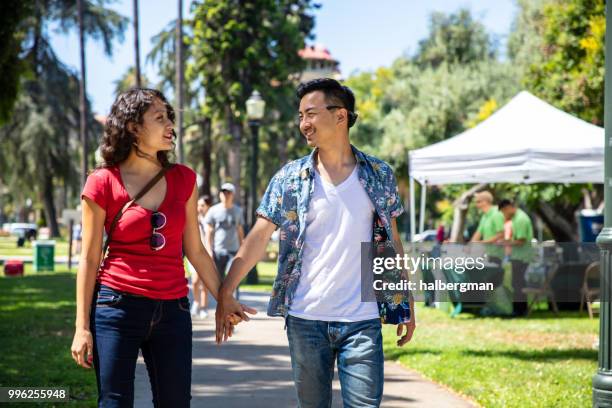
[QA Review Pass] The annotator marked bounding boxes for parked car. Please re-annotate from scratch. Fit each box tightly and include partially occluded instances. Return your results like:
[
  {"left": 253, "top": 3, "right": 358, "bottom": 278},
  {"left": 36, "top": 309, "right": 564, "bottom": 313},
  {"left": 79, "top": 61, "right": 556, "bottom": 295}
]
[
  {"left": 2, "top": 223, "right": 38, "bottom": 246},
  {"left": 412, "top": 229, "right": 438, "bottom": 243}
]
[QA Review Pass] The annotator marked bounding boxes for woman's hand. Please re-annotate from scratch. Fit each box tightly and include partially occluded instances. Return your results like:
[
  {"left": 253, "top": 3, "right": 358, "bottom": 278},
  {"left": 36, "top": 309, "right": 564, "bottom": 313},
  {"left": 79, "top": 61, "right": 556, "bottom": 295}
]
[{"left": 71, "top": 328, "right": 93, "bottom": 368}]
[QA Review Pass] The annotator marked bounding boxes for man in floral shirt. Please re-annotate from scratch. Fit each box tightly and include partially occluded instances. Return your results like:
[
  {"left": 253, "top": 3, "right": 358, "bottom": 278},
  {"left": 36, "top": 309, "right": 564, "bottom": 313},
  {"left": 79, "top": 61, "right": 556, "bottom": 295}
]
[{"left": 217, "top": 78, "right": 415, "bottom": 407}]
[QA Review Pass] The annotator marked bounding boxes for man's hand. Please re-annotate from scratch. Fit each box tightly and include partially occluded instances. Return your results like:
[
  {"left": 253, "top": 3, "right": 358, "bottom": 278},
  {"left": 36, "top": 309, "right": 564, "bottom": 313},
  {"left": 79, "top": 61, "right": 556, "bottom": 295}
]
[
  {"left": 396, "top": 319, "right": 416, "bottom": 347},
  {"left": 215, "top": 293, "right": 257, "bottom": 344}
]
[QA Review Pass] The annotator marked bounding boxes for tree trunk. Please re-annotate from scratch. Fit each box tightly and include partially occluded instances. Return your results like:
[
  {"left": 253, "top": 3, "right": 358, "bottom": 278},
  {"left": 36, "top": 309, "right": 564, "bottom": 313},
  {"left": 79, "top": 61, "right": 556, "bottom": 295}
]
[
  {"left": 77, "top": 0, "right": 88, "bottom": 190},
  {"left": 199, "top": 117, "right": 212, "bottom": 196},
  {"left": 175, "top": 0, "right": 184, "bottom": 163},
  {"left": 133, "top": 0, "right": 141, "bottom": 88},
  {"left": 449, "top": 183, "right": 487, "bottom": 243},
  {"left": 41, "top": 174, "right": 60, "bottom": 237},
  {"left": 227, "top": 112, "right": 242, "bottom": 200},
  {"left": 450, "top": 206, "right": 468, "bottom": 243},
  {"left": 534, "top": 201, "right": 578, "bottom": 242}
]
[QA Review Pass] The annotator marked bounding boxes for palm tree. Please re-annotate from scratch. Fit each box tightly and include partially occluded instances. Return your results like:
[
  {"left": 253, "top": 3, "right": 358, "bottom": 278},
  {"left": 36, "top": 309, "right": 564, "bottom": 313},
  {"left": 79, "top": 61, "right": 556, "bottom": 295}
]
[
  {"left": 0, "top": 0, "right": 128, "bottom": 237},
  {"left": 148, "top": 16, "right": 214, "bottom": 193},
  {"left": 133, "top": 0, "right": 141, "bottom": 87},
  {"left": 77, "top": 0, "right": 87, "bottom": 190},
  {"left": 175, "top": 0, "right": 185, "bottom": 163}
]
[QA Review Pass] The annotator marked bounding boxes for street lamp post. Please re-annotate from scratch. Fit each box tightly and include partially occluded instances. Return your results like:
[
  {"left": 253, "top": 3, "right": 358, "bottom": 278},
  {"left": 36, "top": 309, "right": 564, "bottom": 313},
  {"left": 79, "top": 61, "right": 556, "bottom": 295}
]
[
  {"left": 246, "top": 90, "right": 266, "bottom": 285},
  {"left": 593, "top": 2, "right": 612, "bottom": 406}
]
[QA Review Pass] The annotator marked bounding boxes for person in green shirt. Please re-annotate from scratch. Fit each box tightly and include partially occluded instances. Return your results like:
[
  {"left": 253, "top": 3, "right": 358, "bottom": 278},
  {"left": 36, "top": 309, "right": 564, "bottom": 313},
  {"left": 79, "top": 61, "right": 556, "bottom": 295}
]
[
  {"left": 471, "top": 191, "right": 505, "bottom": 243},
  {"left": 463, "top": 191, "right": 505, "bottom": 307},
  {"left": 499, "top": 199, "right": 534, "bottom": 316},
  {"left": 471, "top": 191, "right": 505, "bottom": 266}
]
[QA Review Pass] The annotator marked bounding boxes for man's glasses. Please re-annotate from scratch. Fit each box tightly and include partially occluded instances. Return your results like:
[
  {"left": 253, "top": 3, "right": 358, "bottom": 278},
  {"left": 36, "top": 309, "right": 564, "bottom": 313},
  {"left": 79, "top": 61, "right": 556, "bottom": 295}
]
[
  {"left": 150, "top": 212, "right": 167, "bottom": 251},
  {"left": 297, "top": 105, "right": 346, "bottom": 125}
]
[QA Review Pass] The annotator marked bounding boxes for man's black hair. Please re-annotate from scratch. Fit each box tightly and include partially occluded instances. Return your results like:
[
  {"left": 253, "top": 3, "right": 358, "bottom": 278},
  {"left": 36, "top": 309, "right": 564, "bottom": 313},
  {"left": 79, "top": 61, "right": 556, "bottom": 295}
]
[
  {"left": 296, "top": 78, "right": 358, "bottom": 128},
  {"left": 199, "top": 194, "right": 212, "bottom": 206},
  {"left": 498, "top": 199, "right": 515, "bottom": 210}
]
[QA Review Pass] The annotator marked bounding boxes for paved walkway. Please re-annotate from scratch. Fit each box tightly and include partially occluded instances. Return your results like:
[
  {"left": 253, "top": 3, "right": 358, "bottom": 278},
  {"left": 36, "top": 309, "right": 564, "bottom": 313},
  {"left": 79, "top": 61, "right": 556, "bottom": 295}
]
[{"left": 133, "top": 291, "right": 478, "bottom": 408}]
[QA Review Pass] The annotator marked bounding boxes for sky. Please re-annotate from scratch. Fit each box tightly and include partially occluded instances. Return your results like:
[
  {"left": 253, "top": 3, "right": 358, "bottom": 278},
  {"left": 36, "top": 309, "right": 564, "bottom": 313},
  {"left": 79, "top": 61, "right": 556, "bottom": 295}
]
[{"left": 50, "top": 0, "right": 518, "bottom": 115}]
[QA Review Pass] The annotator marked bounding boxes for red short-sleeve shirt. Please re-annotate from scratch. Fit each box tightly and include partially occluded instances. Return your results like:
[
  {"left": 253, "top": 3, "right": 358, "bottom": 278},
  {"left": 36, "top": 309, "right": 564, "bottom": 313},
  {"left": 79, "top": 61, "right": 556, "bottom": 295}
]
[{"left": 81, "top": 164, "right": 196, "bottom": 299}]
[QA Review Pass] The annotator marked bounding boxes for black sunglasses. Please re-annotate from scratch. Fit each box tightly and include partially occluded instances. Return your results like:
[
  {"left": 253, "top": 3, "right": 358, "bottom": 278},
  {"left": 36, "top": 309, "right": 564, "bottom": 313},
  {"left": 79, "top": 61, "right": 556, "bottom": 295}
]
[{"left": 150, "top": 212, "right": 167, "bottom": 251}]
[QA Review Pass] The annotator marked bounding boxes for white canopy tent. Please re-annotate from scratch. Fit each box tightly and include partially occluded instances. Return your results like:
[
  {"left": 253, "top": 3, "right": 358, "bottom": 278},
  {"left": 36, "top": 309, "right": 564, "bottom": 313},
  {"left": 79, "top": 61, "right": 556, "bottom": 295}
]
[{"left": 407, "top": 91, "right": 605, "bottom": 240}]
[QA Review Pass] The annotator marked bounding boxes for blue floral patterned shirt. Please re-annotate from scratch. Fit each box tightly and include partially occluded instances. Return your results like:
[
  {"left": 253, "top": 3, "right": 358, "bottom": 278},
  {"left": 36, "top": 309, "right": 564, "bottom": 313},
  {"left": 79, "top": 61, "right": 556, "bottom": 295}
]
[{"left": 256, "top": 145, "right": 406, "bottom": 319}]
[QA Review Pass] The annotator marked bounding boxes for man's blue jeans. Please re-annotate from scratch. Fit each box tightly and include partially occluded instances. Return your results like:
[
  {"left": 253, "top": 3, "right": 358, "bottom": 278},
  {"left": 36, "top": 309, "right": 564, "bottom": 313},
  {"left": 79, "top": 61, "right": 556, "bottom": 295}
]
[
  {"left": 286, "top": 315, "right": 384, "bottom": 408},
  {"left": 90, "top": 284, "right": 192, "bottom": 407}
]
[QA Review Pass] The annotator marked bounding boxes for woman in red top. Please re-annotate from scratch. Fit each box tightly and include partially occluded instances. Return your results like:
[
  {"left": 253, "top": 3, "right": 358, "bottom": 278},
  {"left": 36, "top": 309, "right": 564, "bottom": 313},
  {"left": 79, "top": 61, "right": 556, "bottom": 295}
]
[{"left": 70, "top": 88, "right": 255, "bottom": 407}]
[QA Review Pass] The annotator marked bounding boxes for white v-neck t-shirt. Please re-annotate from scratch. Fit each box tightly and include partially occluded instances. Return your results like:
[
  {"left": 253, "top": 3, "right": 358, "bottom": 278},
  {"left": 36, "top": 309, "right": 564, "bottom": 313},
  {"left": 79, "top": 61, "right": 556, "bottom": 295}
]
[{"left": 288, "top": 165, "right": 379, "bottom": 322}]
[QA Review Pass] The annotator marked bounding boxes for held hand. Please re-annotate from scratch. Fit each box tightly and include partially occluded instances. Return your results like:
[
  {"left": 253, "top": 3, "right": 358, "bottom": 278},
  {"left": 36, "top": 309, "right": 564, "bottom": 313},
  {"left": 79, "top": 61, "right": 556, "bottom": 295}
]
[
  {"left": 224, "top": 303, "right": 258, "bottom": 336},
  {"left": 224, "top": 313, "right": 242, "bottom": 339},
  {"left": 71, "top": 328, "right": 93, "bottom": 368},
  {"left": 228, "top": 313, "right": 242, "bottom": 325},
  {"left": 215, "top": 295, "right": 257, "bottom": 344},
  {"left": 396, "top": 319, "right": 416, "bottom": 347}
]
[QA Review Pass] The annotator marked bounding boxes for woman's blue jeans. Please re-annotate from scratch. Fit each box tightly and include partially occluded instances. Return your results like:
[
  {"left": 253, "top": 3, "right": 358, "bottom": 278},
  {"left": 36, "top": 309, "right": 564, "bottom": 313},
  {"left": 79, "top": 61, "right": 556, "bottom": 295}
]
[{"left": 90, "top": 284, "right": 192, "bottom": 407}]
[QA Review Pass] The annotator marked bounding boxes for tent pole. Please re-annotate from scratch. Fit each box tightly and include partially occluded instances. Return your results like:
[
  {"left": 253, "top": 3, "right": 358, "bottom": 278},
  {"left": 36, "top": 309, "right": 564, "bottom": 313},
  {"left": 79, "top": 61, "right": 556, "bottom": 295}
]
[
  {"left": 419, "top": 182, "right": 427, "bottom": 234},
  {"left": 410, "top": 176, "right": 416, "bottom": 242}
]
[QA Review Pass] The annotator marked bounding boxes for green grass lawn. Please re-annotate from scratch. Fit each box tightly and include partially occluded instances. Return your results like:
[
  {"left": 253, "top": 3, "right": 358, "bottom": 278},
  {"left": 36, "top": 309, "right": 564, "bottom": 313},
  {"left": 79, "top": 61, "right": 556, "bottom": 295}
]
[
  {"left": 0, "top": 262, "right": 598, "bottom": 407},
  {"left": 0, "top": 270, "right": 97, "bottom": 406},
  {"left": 0, "top": 236, "right": 70, "bottom": 258},
  {"left": 0, "top": 260, "right": 274, "bottom": 407},
  {"left": 382, "top": 304, "right": 598, "bottom": 408},
  {"left": 238, "top": 261, "right": 276, "bottom": 293}
]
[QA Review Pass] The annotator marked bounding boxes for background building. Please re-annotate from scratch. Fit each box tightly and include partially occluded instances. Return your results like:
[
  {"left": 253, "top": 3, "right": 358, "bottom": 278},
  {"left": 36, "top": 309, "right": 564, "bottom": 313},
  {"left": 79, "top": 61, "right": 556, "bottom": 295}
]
[{"left": 298, "top": 44, "right": 341, "bottom": 83}]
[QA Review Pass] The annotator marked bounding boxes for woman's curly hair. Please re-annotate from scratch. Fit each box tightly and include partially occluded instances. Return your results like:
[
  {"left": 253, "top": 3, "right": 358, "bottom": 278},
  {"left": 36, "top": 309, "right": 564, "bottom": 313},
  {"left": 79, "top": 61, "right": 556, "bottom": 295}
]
[{"left": 99, "top": 88, "right": 176, "bottom": 169}]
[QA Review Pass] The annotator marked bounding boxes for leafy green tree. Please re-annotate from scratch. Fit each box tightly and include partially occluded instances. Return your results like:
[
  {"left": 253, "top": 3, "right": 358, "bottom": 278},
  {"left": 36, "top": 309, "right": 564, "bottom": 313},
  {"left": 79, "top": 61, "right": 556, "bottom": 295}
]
[
  {"left": 148, "top": 20, "right": 182, "bottom": 95},
  {"left": 507, "top": 0, "right": 548, "bottom": 80},
  {"left": 347, "top": 53, "right": 518, "bottom": 172},
  {"left": 505, "top": 0, "right": 605, "bottom": 241},
  {"left": 517, "top": 0, "right": 605, "bottom": 125},
  {"left": 0, "top": 0, "right": 34, "bottom": 125},
  {"left": 347, "top": 8, "right": 519, "bottom": 172},
  {"left": 415, "top": 8, "right": 495, "bottom": 69},
  {"left": 346, "top": 9, "right": 520, "bottom": 239}
]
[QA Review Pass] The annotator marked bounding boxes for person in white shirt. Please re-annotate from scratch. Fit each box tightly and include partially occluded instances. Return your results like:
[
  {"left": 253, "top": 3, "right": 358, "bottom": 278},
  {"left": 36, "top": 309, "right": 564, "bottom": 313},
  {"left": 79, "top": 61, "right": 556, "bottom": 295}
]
[
  {"left": 217, "top": 78, "right": 415, "bottom": 407},
  {"left": 189, "top": 195, "right": 212, "bottom": 318}
]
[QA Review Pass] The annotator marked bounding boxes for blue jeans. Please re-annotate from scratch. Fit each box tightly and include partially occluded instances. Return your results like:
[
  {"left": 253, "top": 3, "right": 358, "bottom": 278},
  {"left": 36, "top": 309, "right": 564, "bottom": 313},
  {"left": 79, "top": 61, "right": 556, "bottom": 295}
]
[
  {"left": 286, "top": 315, "right": 384, "bottom": 408},
  {"left": 90, "top": 284, "right": 192, "bottom": 408}
]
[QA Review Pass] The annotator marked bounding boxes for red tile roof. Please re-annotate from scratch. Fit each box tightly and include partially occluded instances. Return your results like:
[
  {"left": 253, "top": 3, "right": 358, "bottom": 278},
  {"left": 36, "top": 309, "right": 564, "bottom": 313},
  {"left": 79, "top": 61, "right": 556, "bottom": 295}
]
[{"left": 298, "top": 44, "right": 337, "bottom": 62}]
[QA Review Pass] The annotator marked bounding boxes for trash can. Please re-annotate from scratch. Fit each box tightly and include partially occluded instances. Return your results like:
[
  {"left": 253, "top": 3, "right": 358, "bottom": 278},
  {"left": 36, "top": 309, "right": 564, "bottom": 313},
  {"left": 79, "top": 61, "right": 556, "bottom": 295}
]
[
  {"left": 578, "top": 210, "right": 604, "bottom": 242},
  {"left": 33, "top": 240, "right": 55, "bottom": 272}
]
